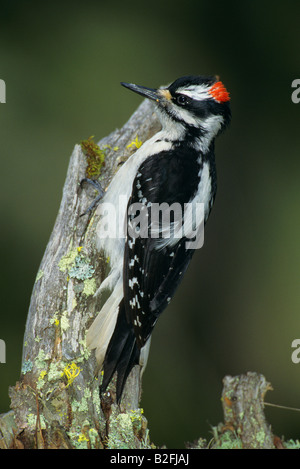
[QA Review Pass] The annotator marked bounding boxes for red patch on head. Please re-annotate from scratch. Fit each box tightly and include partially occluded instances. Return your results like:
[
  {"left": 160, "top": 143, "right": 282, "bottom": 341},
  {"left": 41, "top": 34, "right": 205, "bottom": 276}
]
[{"left": 209, "top": 81, "right": 230, "bottom": 103}]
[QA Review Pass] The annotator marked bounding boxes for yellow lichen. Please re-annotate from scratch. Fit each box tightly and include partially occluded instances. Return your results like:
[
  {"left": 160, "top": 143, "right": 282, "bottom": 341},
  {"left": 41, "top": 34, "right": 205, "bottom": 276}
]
[
  {"left": 126, "top": 136, "right": 142, "bottom": 149},
  {"left": 39, "top": 370, "right": 47, "bottom": 380},
  {"left": 78, "top": 433, "right": 89, "bottom": 443},
  {"left": 63, "top": 362, "right": 81, "bottom": 387}
]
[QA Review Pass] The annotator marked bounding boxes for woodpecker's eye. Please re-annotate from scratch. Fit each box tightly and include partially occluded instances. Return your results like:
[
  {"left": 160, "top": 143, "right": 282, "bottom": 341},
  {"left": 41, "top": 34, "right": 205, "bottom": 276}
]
[{"left": 176, "top": 94, "right": 188, "bottom": 106}]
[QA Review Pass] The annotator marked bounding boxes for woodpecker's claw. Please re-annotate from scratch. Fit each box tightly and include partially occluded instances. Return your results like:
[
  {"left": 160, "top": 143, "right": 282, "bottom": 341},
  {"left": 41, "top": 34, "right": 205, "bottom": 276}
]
[{"left": 80, "top": 178, "right": 105, "bottom": 217}]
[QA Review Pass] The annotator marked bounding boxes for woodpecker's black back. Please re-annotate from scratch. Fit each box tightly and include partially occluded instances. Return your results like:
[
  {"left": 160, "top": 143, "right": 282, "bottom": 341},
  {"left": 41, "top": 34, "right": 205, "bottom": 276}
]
[
  {"left": 102, "top": 146, "right": 216, "bottom": 402},
  {"left": 95, "top": 75, "right": 231, "bottom": 403}
]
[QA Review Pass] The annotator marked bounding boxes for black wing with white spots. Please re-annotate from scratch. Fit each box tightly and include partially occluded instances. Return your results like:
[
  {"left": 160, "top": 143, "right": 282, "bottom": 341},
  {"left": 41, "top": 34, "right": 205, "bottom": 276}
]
[{"left": 123, "top": 147, "right": 202, "bottom": 349}]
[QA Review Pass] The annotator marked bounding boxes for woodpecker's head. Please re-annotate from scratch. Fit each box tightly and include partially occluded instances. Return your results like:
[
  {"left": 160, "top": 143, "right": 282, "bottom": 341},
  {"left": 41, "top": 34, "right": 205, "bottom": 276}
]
[{"left": 121, "top": 75, "right": 231, "bottom": 144}]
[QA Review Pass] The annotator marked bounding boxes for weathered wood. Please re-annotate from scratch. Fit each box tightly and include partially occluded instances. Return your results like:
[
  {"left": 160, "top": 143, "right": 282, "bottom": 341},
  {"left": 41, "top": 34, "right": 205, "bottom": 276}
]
[
  {"left": 220, "top": 372, "right": 275, "bottom": 449},
  {"left": 185, "top": 372, "right": 276, "bottom": 449}
]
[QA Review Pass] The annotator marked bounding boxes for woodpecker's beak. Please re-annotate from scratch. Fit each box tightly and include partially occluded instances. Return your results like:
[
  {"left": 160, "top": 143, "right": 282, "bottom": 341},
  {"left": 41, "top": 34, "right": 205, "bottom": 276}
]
[{"left": 121, "top": 82, "right": 168, "bottom": 103}]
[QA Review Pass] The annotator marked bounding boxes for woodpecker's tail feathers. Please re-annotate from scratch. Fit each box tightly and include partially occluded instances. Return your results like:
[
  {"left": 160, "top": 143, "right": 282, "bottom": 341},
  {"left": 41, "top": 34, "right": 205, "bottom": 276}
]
[
  {"left": 101, "top": 300, "right": 140, "bottom": 403},
  {"left": 86, "top": 280, "right": 123, "bottom": 368},
  {"left": 86, "top": 279, "right": 150, "bottom": 402}
]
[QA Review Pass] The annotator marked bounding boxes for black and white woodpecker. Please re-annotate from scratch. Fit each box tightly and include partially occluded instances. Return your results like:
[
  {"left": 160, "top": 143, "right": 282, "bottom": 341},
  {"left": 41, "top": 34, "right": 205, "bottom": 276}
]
[{"left": 86, "top": 75, "right": 231, "bottom": 402}]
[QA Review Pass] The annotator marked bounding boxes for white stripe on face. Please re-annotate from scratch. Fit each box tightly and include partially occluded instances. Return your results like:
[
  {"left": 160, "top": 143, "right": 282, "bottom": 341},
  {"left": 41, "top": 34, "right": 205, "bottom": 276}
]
[{"left": 177, "top": 84, "right": 211, "bottom": 101}]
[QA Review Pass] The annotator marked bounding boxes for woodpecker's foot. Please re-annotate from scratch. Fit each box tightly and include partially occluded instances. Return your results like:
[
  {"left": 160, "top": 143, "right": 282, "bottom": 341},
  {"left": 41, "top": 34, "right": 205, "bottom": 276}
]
[{"left": 80, "top": 178, "right": 105, "bottom": 216}]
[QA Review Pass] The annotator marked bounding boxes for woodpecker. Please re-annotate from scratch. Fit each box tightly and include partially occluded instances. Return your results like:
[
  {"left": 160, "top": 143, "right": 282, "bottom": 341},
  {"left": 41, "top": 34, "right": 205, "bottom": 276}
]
[{"left": 86, "top": 75, "right": 231, "bottom": 402}]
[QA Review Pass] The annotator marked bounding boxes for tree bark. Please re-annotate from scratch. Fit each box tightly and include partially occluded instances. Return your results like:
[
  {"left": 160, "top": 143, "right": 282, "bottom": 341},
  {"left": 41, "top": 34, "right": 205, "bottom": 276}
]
[{"left": 0, "top": 99, "right": 280, "bottom": 450}]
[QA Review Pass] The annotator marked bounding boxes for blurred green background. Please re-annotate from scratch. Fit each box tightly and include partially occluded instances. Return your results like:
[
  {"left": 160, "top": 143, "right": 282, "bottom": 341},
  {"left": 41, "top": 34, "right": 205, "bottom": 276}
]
[{"left": 1, "top": 0, "right": 300, "bottom": 448}]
